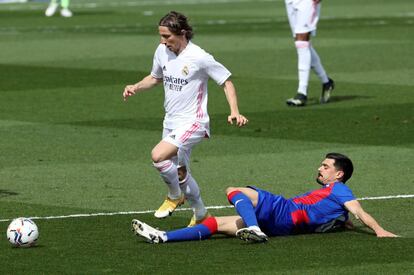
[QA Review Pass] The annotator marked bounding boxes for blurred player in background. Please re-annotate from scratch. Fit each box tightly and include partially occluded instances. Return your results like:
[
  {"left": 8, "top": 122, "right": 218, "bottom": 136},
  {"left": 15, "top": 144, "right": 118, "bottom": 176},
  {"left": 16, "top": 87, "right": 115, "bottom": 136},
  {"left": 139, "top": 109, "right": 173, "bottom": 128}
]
[
  {"left": 123, "top": 11, "right": 248, "bottom": 227},
  {"left": 132, "top": 153, "right": 398, "bottom": 243},
  {"left": 285, "top": 0, "right": 334, "bottom": 107},
  {"left": 45, "top": 0, "right": 72, "bottom": 17}
]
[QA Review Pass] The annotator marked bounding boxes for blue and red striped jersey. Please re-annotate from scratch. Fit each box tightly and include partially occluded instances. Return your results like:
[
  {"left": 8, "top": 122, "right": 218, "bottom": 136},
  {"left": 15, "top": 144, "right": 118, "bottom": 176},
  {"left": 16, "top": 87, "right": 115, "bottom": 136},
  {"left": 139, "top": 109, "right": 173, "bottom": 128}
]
[{"left": 287, "top": 182, "right": 356, "bottom": 233}]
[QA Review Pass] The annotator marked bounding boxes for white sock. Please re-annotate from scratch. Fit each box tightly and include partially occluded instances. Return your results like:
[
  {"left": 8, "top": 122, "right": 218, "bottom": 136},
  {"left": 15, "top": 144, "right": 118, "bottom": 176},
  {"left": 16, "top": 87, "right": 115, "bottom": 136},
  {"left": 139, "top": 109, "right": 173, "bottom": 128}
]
[
  {"left": 310, "top": 45, "right": 329, "bottom": 84},
  {"left": 153, "top": 160, "right": 181, "bottom": 199},
  {"left": 160, "top": 231, "right": 168, "bottom": 242},
  {"left": 179, "top": 173, "right": 207, "bottom": 220},
  {"left": 295, "top": 41, "right": 311, "bottom": 96},
  {"left": 248, "top": 225, "right": 262, "bottom": 232}
]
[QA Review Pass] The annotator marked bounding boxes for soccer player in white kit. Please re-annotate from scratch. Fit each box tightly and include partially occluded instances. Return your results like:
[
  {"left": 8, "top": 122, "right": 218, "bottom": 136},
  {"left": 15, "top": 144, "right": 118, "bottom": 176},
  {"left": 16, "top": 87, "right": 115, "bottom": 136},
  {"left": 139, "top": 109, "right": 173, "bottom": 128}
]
[
  {"left": 285, "top": 0, "right": 335, "bottom": 107},
  {"left": 123, "top": 11, "right": 248, "bottom": 226}
]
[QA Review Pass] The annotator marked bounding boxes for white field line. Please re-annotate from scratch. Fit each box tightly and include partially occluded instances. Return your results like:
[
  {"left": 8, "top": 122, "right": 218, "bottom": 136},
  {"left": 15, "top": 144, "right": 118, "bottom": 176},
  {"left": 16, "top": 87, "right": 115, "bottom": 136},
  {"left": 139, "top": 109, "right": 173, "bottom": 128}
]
[
  {"left": 0, "top": 194, "right": 413, "bottom": 223},
  {"left": 0, "top": 0, "right": 27, "bottom": 3},
  {"left": 1, "top": 15, "right": 414, "bottom": 35},
  {"left": 357, "top": 194, "right": 414, "bottom": 201},
  {"left": 1, "top": 0, "right": 279, "bottom": 9}
]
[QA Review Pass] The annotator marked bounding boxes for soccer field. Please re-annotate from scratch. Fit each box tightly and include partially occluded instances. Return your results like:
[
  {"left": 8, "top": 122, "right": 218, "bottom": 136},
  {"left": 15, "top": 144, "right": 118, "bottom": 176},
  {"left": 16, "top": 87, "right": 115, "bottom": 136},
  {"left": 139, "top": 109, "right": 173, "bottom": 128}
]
[{"left": 0, "top": 0, "right": 413, "bottom": 273}]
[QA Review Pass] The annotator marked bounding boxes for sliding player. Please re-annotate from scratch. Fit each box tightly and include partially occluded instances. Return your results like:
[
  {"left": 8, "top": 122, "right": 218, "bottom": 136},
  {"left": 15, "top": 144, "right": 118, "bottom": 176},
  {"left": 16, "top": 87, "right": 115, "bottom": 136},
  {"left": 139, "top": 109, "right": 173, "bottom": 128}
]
[{"left": 133, "top": 153, "right": 397, "bottom": 243}]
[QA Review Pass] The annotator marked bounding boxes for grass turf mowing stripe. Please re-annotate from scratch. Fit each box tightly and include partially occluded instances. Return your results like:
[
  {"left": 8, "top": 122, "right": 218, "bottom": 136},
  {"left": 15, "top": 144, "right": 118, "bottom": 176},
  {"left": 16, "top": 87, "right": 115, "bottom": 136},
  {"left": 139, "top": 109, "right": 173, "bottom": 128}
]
[{"left": 0, "top": 194, "right": 412, "bottom": 223}]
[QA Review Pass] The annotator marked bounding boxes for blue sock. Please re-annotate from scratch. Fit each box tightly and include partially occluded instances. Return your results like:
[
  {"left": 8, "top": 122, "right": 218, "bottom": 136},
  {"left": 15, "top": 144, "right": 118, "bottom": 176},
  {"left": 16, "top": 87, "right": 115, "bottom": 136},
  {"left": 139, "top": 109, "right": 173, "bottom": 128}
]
[
  {"left": 227, "top": 191, "right": 258, "bottom": 227},
  {"left": 166, "top": 217, "right": 217, "bottom": 242}
]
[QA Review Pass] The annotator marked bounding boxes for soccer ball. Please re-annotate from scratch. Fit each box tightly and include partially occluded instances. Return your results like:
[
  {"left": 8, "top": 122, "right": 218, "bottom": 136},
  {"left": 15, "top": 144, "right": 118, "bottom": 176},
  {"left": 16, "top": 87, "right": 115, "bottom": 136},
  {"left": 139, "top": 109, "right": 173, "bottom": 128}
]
[{"left": 6, "top": 217, "right": 39, "bottom": 247}]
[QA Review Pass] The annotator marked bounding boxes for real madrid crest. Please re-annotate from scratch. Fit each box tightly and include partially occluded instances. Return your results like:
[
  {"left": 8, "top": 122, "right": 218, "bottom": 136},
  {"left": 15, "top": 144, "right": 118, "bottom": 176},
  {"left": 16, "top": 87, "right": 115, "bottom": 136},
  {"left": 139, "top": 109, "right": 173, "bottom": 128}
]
[{"left": 182, "top": 65, "right": 189, "bottom": 76}]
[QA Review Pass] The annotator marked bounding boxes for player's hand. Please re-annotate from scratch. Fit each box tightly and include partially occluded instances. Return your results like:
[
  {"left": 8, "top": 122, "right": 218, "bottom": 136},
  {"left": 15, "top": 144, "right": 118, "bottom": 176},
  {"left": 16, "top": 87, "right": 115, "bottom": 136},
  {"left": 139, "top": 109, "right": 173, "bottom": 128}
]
[
  {"left": 123, "top": 84, "right": 137, "bottom": 101},
  {"left": 376, "top": 230, "right": 399, "bottom": 238},
  {"left": 228, "top": 113, "right": 248, "bottom": 127}
]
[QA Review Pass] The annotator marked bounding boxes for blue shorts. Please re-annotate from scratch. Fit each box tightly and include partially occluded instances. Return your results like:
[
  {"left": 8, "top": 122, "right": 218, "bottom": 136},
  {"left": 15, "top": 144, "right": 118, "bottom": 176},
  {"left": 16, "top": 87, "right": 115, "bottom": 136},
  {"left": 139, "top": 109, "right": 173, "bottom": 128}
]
[{"left": 249, "top": 186, "right": 295, "bottom": 236}]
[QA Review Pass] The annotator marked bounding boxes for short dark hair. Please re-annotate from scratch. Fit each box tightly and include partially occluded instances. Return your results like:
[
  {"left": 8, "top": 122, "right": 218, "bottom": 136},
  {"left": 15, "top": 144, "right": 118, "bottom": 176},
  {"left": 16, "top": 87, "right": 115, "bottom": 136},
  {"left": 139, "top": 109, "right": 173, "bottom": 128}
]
[
  {"left": 159, "top": 11, "right": 194, "bottom": 40},
  {"left": 325, "top": 153, "right": 354, "bottom": 183}
]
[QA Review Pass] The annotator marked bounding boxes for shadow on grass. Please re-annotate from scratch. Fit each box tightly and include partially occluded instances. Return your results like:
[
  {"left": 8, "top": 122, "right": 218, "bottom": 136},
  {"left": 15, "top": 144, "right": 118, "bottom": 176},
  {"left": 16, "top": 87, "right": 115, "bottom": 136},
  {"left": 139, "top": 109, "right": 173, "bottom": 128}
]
[
  {"left": 306, "top": 95, "right": 374, "bottom": 106},
  {"left": 0, "top": 64, "right": 144, "bottom": 92},
  {"left": 0, "top": 190, "right": 19, "bottom": 198},
  {"left": 63, "top": 102, "right": 413, "bottom": 147}
]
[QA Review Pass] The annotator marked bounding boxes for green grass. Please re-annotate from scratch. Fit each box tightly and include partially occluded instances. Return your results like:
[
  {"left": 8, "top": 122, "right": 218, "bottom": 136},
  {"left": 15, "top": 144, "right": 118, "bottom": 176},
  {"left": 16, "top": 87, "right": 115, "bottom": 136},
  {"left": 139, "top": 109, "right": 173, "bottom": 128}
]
[
  {"left": 1, "top": 205, "right": 414, "bottom": 274},
  {"left": 0, "top": 0, "right": 413, "bottom": 273}
]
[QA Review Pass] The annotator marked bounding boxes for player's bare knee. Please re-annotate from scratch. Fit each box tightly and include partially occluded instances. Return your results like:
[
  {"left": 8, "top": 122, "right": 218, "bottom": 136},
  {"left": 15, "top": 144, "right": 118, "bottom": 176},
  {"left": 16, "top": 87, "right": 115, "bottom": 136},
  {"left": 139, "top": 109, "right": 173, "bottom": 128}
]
[
  {"left": 226, "top": 187, "right": 239, "bottom": 195},
  {"left": 178, "top": 166, "right": 187, "bottom": 182},
  {"left": 151, "top": 150, "right": 164, "bottom": 163},
  {"left": 295, "top": 32, "right": 310, "bottom": 41}
]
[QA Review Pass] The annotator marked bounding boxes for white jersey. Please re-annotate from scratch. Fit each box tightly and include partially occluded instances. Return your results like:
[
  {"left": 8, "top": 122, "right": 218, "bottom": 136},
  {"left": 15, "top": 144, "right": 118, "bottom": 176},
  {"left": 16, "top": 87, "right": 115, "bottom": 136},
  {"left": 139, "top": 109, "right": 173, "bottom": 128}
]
[{"left": 151, "top": 41, "right": 231, "bottom": 133}]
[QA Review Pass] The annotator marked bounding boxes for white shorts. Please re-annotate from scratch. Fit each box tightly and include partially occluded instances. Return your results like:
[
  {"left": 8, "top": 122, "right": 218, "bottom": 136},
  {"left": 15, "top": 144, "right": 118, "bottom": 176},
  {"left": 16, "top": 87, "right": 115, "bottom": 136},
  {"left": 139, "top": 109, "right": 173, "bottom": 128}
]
[
  {"left": 162, "top": 122, "right": 209, "bottom": 168},
  {"left": 285, "top": 0, "right": 321, "bottom": 36}
]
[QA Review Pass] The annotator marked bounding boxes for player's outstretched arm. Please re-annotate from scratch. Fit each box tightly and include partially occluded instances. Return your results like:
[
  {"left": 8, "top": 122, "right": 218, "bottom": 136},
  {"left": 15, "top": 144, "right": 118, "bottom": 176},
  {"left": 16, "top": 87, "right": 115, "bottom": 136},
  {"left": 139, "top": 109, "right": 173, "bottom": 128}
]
[
  {"left": 222, "top": 80, "right": 248, "bottom": 127},
  {"left": 123, "top": 75, "right": 162, "bottom": 101},
  {"left": 344, "top": 200, "right": 399, "bottom": 237}
]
